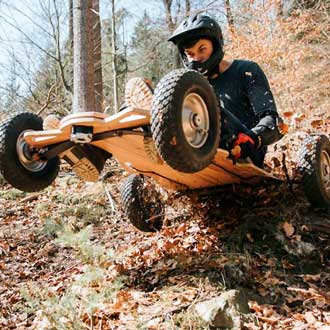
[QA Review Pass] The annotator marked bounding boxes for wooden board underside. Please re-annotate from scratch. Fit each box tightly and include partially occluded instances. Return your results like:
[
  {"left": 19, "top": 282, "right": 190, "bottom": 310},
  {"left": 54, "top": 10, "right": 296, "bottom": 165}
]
[
  {"left": 92, "top": 134, "right": 275, "bottom": 190},
  {"left": 22, "top": 110, "right": 277, "bottom": 190}
]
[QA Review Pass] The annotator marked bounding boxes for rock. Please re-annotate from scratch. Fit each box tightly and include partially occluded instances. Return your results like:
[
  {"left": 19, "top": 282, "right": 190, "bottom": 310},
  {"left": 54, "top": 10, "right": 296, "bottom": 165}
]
[
  {"left": 194, "top": 289, "right": 254, "bottom": 329},
  {"left": 275, "top": 232, "right": 316, "bottom": 257},
  {"left": 295, "top": 241, "right": 315, "bottom": 255}
]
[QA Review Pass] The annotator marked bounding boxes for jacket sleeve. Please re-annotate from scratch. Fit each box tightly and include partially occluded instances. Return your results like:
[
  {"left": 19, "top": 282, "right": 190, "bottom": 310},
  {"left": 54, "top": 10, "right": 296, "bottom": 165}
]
[{"left": 243, "top": 61, "right": 283, "bottom": 146}]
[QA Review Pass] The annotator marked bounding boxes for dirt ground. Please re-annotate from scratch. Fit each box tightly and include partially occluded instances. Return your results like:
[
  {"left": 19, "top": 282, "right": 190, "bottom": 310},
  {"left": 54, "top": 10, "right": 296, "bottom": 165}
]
[{"left": 0, "top": 144, "right": 329, "bottom": 330}]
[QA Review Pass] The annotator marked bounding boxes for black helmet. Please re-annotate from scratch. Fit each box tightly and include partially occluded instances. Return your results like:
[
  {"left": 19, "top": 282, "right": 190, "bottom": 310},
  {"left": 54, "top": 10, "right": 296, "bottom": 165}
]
[
  {"left": 168, "top": 14, "right": 223, "bottom": 47},
  {"left": 168, "top": 14, "right": 224, "bottom": 77}
]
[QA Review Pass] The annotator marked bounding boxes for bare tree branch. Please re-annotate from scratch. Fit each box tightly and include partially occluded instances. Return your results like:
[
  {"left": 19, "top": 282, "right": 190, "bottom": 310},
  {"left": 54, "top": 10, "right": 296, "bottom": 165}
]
[
  {"left": 37, "top": 83, "right": 57, "bottom": 115},
  {"left": 0, "top": 14, "right": 58, "bottom": 61}
]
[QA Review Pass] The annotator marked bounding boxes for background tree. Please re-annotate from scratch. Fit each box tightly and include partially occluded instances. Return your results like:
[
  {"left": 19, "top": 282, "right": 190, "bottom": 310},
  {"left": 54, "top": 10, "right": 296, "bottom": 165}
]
[
  {"left": 0, "top": 0, "right": 72, "bottom": 115},
  {"left": 162, "top": 0, "right": 191, "bottom": 68},
  {"left": 93, "top": 0, "right": 103, "bottom": 112},
  {"left": 102, "top": 6, "right": 130, "bottom": 113},
  {"left": 110, "top": 0, "right": 118, "bottom": 112},
  {"left": 129, "top": 11, "right": 174, "bottom": 82},
  {"left": 224, "top": 0, "right": 235, "bottom": 34},
  {"left": 0, "top": 0, "right": 328, "bottom": 119},
  {"left": 72, "top": 0, "right": 95, "bottom": 113}
]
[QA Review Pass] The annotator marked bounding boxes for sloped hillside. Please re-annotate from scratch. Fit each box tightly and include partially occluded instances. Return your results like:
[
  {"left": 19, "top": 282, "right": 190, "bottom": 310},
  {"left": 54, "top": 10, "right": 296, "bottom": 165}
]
[{"left": 0, "top": 4, "right": 329, "bottom": 330}]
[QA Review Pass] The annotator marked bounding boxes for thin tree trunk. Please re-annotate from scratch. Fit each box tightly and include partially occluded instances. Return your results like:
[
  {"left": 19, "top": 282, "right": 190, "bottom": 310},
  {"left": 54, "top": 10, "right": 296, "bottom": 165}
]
[
  {"left": 92, "top": 0, "right": 103, "bottom": 112},
  {"left": 183, "top": 0, "right": 191, "bottom": 68},
  {"left": 163, "top": 0, "right": 174, "bottom": 31},
  {"left": 111, "top": 0, "right": 118, "bottom": 113},
  {"left": 52, "top": 0, "right": 72, "bottom": 94},
  {"left": 224, "top": 0, "right": 235, "bottom": 35},
  {"left": 67, "top": 0, "right": 74, "bottom": 94},
  {"left": 162, "top": 0, "right": 183, "bottom": 68},
  {"left": 68, "top": 0, "right": 73, "bottom": 49},
  {"left": 276, "top": 0, "right": 284, "bottom": 17},
  {"left": 185, "top": 0, "right": 190, "bottom": 17},
  {"left": 72, "top": 0, "right": 95, "bottom": 113}
]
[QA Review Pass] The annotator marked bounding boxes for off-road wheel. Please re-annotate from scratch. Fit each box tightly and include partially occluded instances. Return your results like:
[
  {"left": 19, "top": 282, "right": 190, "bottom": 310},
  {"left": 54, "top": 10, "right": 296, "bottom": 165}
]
[
  {"left": 0, "top": 112, "right": 60, "bottom": 192},
  {"left": 151, "top": 69, "right": 220, "bottom": 173},
  {"left": 297, "top": 134, "right": 330, "bottom": 208},
  {"left": 121, "top": 174, "right": 164, "bottom": 232}
]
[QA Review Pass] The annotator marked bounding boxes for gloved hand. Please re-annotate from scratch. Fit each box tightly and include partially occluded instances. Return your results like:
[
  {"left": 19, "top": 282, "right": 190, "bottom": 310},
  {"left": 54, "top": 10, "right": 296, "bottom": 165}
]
[{"left": 230, "top": 132, "right": 260, "bottom": 160}]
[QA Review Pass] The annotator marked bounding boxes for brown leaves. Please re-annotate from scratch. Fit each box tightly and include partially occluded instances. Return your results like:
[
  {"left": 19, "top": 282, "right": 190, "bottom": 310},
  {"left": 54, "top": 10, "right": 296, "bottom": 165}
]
[
  {"left": 117, "top": 220, "right": 218, "bottom": 278},
  {"left": 310, "top": 119, "right": 324, "bottom": 128},
  {"left": 283, "top": 111, "right": 294, "bottom": 118},
  {"left": 170, "top": 136, "right": 177, "bottom": 145},
  {"left": 293, "top": 113, "right": 306, "bottom": 123},
  {"left": 287, "top": 287, "right": 330, "bottom": 305},
  {"left": 278, "top": 120, "right": 289, "bottom": 135},
  {"left": 282, "top": 222, "right": 295, "bottom": 237},
  {"left": 271, "top": 156, "right": 281, "bottom": 168}
]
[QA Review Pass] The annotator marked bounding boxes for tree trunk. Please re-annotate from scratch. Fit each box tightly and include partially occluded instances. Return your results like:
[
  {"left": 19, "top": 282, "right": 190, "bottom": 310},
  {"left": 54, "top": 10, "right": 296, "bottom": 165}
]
[
  {"left": 92, "top": 0, "right": 103, "bottom": 112},
  {"left": 182, "top": 0, "right": 191, "bottom": 68},
  {"left": 276, "top": 0, "right": 284, "bottom": 17},
  {"left": 224, "top": 0, "right": 235, "bottom": 35},
  {"left": 111, "top": 0, "right": 118, "bottom": 113},
  {"left": 162, "top": 0, "right": 175, "bottom": 31},
  {"left": 67, "top": 0, "right": 74, "bottom": 95},
  {"left": 162, "top": 0, "right": 191, "bottom": 68},
  {"left": 72, "top": 0, "right": 95, "bottom": 113},
  {"left": 185, "top": 0, "right": 190, "bottom": 17},
  {"left": 68, "top": 0, "right": 73, "bottom": 50}
]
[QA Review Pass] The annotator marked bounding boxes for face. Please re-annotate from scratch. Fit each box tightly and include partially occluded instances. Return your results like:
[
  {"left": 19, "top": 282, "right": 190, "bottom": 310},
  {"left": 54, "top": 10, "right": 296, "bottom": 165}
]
[{"left": 184, "top": 39, "right": 213, "bottom": 63}]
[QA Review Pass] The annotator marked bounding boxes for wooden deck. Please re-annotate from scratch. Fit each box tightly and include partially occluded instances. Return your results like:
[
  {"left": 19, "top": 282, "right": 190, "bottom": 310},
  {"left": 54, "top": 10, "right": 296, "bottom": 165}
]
[{"left": 23, "top": 110, "right": 277, "bottom": 190}]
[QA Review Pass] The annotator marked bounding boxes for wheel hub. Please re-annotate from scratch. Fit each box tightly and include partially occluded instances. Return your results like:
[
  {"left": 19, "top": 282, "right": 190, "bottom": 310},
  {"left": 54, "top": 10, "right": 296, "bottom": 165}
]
[
  {"left": 182, "top": 93, "right": 209, "bottom": 148},
  {"left": 321, "top": 150, "right": 330, "bottom": 196},
  {"left": 16, "top": 131, "right": 47, "bottom": 172}
]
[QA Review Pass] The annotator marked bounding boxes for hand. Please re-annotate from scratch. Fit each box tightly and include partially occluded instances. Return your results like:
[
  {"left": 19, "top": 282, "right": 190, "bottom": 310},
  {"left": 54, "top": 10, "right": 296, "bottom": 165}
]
[{"left": 231, "top": 132, "right": 258, "bottom": 159}]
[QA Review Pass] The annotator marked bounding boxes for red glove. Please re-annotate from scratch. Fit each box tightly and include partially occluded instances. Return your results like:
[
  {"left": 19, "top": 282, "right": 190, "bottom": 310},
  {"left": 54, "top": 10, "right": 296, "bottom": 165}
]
[{"left": 231, "top": 133, "right": 259, "bottom": 160}]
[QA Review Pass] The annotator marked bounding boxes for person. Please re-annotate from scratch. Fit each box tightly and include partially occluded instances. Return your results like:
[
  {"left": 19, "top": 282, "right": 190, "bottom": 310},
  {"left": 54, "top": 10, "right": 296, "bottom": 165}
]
[{"left": 168, "top": 14, "right": 284, "bottom": 167}]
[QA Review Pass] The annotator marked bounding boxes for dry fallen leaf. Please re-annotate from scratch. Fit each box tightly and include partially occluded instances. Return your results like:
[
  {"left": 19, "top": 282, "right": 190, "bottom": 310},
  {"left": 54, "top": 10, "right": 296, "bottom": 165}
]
[
  {"left": 301, "top": 274, "right": 321, "bottom": 282},
  {"left": 304, "top": 311, "right": 317, "bottom": 324},
  {"left": 283, "top": 222, "right": 295, "bottom": 237},
  {"left": 283, "top": 111, "right": 294, "bottom": 118},
  {"left": 271, "top": 157, "right": 281, "bottom": 168},
  {"left": 278, "top": 121, "right": 289, "bottom": 135},
  {"left": 246, "top": 233, "right": 254, "bottom": 242},
  {"left": 293, "top": 113, "right": 306, "bottom": 122},
  {"left": 311, "top": 119, "right": 324, "bottom": 128},
  {"left": 170, "top": 136, "right": 177, "bottom": 145}
]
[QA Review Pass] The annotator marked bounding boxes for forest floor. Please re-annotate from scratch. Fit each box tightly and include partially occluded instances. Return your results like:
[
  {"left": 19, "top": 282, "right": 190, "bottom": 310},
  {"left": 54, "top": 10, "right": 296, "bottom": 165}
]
[
  {"left": 1, "top": 5, "right": 330, "bottom": 329},
  {"left": 0, "top": 125, "right": 330, "bottom": 330}
]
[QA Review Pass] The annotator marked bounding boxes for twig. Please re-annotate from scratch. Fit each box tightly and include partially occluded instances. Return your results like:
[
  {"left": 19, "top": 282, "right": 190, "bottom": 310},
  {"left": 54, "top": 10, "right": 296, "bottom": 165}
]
[
  {"left": 104, "top": 184, "right": 116, "bottom": 213},
  {"left": 37, "top": 83, "right": 57, "bottom": 115},
  {"left": 20, "top": 192, "right": 43, "bottom": 203},
  {"left": 143, "top": 303, "right": 192, "bottom": 323},
  {"left": 257, "top": 315, "right": 278, "bottom": 325},
  {"left": 0, "top": 246, "right": 9, "bottom": 256},
  {"left": 89, "top": 314, "right": 93, "bottom": 330},
  {"left": 281, "top": 152, "right": 295, "bottom": 197}
]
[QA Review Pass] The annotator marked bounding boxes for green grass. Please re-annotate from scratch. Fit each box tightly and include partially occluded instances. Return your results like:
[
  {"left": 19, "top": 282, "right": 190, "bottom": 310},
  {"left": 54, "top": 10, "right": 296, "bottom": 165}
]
[{"left": 0, "top": 188, "right": 26, "bottom": 200}]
